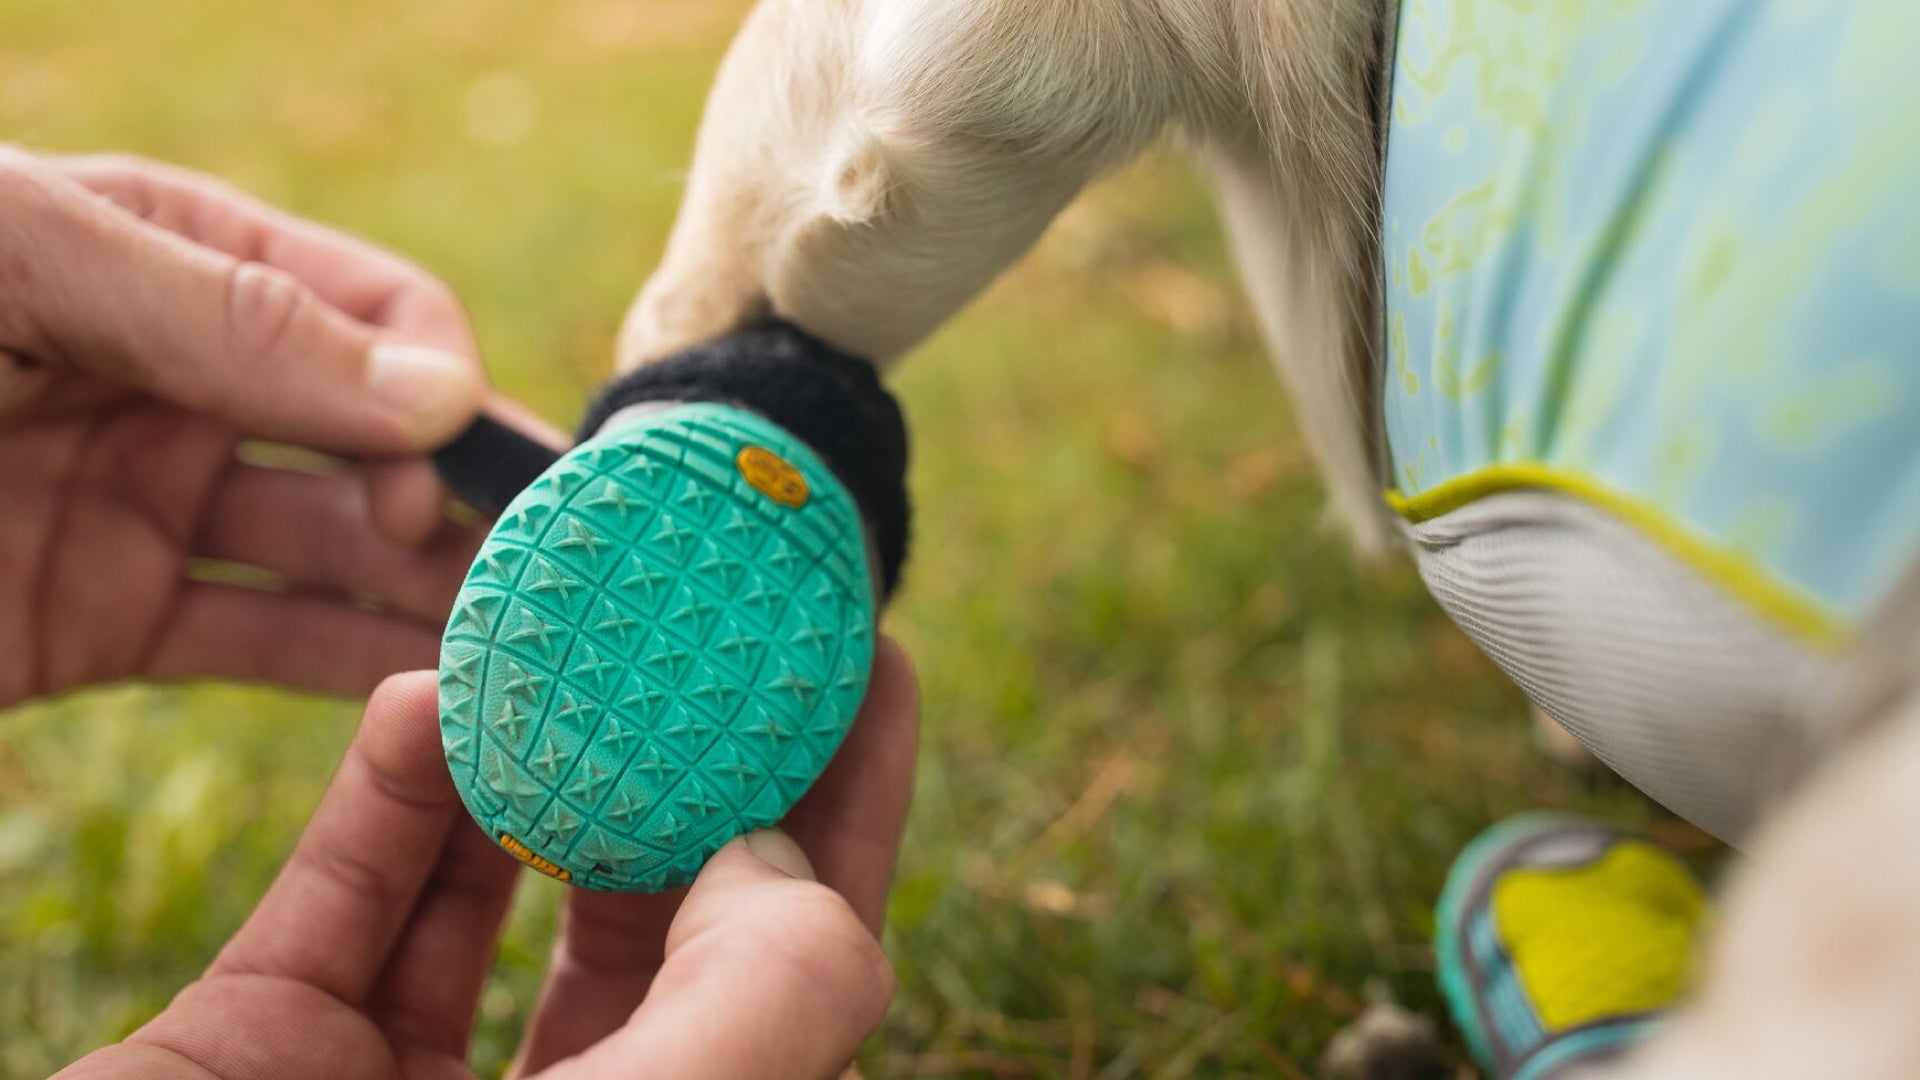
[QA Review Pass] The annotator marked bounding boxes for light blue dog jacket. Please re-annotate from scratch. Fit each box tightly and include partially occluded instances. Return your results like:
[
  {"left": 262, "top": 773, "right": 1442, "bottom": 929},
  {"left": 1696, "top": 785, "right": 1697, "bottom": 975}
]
[
  {"left": 1381, "top": 0, "right": 1920, "bottom": 647},
  {"left": 1376, "top": 0, "right": 1920, "bottom": 839}
]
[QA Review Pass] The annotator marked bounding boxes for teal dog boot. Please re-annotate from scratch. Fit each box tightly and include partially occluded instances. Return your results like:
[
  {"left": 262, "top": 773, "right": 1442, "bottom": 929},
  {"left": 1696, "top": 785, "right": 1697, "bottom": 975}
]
[
  {"left": 434, "top": 323, "right": 909, "bottom": 892},
  {"left": 1433, "top": 815, "right": 1708, "bottom": 1080}
]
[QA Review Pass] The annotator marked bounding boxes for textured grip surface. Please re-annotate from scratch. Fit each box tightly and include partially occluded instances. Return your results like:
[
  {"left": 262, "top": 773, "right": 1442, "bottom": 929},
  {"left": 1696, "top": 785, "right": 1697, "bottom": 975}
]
[{"left": 438, "top": 403, "right": 876, "bottom": 892}]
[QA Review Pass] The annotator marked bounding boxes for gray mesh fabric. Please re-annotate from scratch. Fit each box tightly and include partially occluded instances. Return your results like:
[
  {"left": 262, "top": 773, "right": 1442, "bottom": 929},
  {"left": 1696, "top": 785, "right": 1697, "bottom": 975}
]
[{"left": 1409, "top": 492, "right": 1827, "bottom": 843}]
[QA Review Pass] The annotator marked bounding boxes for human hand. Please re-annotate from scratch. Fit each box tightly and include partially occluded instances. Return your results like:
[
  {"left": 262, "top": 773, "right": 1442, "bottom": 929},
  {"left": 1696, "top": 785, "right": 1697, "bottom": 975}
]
[
  {"left": 56, "top": 637, "right": 918, "bottom": 1080},
  {"left": 0, "top": 148, "right": 538, "bottom": 708}
]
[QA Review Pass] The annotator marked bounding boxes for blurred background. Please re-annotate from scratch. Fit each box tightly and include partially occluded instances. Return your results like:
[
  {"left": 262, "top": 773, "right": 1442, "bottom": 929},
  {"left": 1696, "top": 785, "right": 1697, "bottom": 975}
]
[{"left": 0, "top": 0, "right": 1675, "bottom": 1074}]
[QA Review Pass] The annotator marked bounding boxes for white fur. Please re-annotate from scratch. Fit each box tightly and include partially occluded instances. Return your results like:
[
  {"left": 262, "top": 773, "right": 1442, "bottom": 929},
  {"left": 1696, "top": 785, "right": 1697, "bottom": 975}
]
[
  {"left": 623, "top": 2, "right": 1920, "bottom": 1074},
  {"left": 619, "top": 0, "right": 1393, "bottom": 551}
]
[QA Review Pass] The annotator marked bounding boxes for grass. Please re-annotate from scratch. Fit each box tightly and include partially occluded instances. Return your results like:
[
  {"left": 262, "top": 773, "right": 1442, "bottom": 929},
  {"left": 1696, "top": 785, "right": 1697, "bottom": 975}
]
[{"left": 0, "top": 0, "right": 1675, "bottom": 1075}]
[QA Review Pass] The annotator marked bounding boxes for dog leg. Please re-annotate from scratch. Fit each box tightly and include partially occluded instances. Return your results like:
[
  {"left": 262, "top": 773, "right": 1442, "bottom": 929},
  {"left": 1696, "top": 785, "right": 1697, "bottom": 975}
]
[
  {"left": 1196, "top": 136, "right": 1391, "bottom": 552},
  {"left": 617, "top": 0, "right": 1182, "bottom": 373}
]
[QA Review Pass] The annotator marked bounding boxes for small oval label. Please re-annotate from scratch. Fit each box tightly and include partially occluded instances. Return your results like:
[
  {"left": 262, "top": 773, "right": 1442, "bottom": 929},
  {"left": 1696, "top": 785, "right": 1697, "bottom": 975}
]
[
  {"left": 499, "top": 832, "right": 573, "bottom": 882},
  {"left": 737, "top": 446, "right": 811, "bottom": 508}
]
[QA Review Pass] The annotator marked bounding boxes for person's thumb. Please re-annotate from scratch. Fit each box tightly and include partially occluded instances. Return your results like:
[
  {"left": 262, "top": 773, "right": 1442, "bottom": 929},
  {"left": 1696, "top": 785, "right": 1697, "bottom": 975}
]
[
  {"left": 18, "top": 164, "right": 482, "bottom": 454},
  {"left": 537, "top": 830, "right": 892, "bottom": 1080},
  {"left": 736, "top": 828, "right": 821, "bottom": 881}
]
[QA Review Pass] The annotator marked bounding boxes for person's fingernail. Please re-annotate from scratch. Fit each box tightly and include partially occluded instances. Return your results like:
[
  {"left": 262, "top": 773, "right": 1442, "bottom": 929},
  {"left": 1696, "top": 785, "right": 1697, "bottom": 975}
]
[
  {"left": 367, "top": 343, "right": 483, "bottom": 445},
  {"left": 743, "top": 828, "right": 817, "bottom": 880}
]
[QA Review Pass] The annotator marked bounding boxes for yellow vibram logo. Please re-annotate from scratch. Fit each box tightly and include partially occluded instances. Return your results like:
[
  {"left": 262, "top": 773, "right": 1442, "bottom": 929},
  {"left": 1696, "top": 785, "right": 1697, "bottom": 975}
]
[
  {"left": 499, "top": 833, "right": 572, "bottom": 882},
  {"left": 737, "top": 446, "right": 810, "bottom": 508}
]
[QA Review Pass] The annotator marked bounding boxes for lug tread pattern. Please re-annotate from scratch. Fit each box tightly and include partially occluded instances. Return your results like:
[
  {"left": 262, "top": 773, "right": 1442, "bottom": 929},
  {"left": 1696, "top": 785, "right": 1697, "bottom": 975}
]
[{"left": 439, "top": 404, "right": 875, "bottom": 892}]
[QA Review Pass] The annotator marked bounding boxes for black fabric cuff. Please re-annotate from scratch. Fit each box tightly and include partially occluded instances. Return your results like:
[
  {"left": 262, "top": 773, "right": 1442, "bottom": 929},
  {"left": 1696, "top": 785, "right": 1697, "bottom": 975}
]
[{"left": 577, "top": 320, "right": 912, "bottom": 601}]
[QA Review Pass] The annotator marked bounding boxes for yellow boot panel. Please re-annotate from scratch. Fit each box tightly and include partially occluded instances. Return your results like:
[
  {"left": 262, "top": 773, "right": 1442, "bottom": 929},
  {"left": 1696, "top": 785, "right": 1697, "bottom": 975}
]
[{"left": 1490, "top": 842, "right": 1708, "bottom": 1032}]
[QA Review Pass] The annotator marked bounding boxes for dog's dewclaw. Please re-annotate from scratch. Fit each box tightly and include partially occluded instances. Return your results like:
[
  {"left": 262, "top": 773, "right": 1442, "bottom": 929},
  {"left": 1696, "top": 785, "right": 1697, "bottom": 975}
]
[{"left": 438, "top": 402, "right": 876, "bottom": 892}]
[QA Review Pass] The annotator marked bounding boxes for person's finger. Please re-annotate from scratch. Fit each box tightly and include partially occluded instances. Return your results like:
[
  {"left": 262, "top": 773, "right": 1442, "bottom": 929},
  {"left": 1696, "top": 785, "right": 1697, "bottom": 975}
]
[
  {"left": 196, "top": 463, "right": 481, "bottom": 621},
  {"left": 49, "top": 153, "right": 524, "bottom": 547},
  {"left": 507, "top": 889, "right": 687, "bottom": 1078},
  {"left": 1, "top": 151, "right": 482, "bottom": 454},
  {"left": 535, "top": 837, "right": 894, "bottom": 1080},
  {"left": 510, "top": 637, "right": 919, "bottom": 1076},
  {"left": 50, "top": 153, "right": 477, "bottom": 354},
  {"left": 365, "top": 458, "right": 457, "bottom": 549},
  {"left": 363, "top": 398, "right": 566, "bottom": 547},
  {"left": 474, "top": 389, "right": 571, "bottom": 449},
  {"left": 207, "top": 672, "right": 459, "bottom": 1004},
  {"left": 365, "top": 816, "right": 525, "bottom": 1062},
  {"left": 143, "top": 583, "right": 441, "bottom": 696},
  {"left": 781, "top": 636, "right": 919, "bottom": 933}
]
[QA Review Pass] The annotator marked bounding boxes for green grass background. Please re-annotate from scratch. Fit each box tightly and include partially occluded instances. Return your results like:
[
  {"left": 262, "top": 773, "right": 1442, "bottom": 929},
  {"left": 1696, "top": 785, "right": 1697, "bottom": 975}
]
[{"left": 0, "top": 0, "right": 1675, "bottom": 1074}]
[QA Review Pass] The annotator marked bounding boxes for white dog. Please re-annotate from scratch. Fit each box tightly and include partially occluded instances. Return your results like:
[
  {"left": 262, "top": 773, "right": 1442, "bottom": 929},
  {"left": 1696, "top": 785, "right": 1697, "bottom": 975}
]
[{"left": 616, "top": 1, "right": 1920, "bottom": 1075}]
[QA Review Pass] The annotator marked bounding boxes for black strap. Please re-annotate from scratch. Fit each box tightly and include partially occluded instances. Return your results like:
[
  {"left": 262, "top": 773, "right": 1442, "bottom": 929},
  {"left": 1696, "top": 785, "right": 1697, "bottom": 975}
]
[{"left": 431, "top": 413, "right": 562, "bottom": 520}]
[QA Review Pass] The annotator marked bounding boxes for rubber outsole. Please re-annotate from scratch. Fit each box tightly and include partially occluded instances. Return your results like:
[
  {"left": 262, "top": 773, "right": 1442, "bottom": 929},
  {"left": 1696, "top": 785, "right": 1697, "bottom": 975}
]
[{"left": 438, "top": 403, "right": 876, "bottom": 893}]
